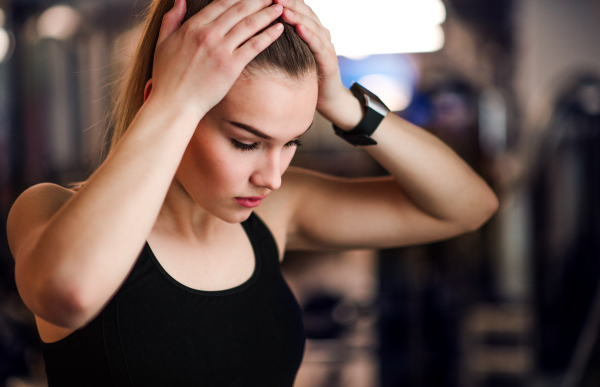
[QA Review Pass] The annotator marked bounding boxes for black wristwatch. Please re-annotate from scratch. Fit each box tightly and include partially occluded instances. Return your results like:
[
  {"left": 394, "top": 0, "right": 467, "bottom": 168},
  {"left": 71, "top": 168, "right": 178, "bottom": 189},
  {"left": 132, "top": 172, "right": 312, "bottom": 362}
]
[{"left": 333, "top": 82, "right": 390, "bottom": 146}]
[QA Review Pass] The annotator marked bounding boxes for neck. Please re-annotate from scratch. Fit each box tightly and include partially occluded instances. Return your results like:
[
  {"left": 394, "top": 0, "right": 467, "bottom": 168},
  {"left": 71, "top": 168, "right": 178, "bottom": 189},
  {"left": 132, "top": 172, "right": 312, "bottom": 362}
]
[{"left": 153, "top": 178, "right": 225, "bottom": 242}]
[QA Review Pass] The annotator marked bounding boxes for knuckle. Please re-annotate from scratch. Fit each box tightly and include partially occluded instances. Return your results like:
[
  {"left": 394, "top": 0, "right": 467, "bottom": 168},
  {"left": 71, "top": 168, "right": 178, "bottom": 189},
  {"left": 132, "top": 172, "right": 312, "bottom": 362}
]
[
  {"left": 249, "top": 37, "right": 263, "bottom": 52},
  {"left": 162, "top": 12, "right": 175, "bottom": 22},
  {"left": 207, "top": 46, "right": 226, "bottom": 63},
  {"left": 233, "top": 1, "right": 248, "bottom": 14},
  {"left": 214, "top": 54, "right": 228, "bottom": 68},
  {"left": 243, "top": 16, "right": 256, "bottom": 29},
  {"left": 196, "top": 29, "right": 217, "bottom": 46},
  {"left": 216, "top": 0, "right": 231, "bottom": 9}
]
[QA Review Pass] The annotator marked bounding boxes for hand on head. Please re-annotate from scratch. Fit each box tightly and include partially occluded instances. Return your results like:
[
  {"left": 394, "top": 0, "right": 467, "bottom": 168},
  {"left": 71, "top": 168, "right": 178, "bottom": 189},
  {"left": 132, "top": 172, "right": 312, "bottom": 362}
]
[
  {"left": 148, "top": 0, "right": 285, "bottom": 120},
  {"left": 147, "top": 0, "right": 352, "bottom": 127},
  {"left": 273, "top": 0, "right": 362, "bottom": 128}
]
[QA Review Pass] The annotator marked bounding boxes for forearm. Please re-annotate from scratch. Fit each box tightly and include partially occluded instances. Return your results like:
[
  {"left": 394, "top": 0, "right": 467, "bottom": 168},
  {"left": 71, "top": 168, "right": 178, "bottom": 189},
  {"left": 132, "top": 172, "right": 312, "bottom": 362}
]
[
  {"left": 328, "top": 89, "right": 498, "bottom": 231},
  {"left": 370, "top": 114, "right": 497, "bottom": 228},
  {"left": 24, "top": 96, "right": 200, "bottom": 327}
]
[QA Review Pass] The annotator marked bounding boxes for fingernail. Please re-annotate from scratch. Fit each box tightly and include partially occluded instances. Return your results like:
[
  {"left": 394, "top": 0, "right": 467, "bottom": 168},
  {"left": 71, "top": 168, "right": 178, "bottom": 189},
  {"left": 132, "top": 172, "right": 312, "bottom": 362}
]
[{"left": 273, "top": 4, "right": 283, "bottom": 11}]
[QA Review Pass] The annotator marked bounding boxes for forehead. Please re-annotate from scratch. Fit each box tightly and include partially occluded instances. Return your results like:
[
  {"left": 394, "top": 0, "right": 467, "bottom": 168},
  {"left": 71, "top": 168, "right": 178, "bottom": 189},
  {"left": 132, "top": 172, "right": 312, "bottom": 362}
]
[{"left": 212, "top": 72, "right": 318, "bottom": 138}]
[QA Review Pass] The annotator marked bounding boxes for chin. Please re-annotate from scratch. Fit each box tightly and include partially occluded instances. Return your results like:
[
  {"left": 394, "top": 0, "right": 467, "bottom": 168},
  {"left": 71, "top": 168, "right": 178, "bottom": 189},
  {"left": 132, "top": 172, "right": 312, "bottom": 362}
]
[{"left": 218, "top": 208, "right": 254, "bottom": 224}]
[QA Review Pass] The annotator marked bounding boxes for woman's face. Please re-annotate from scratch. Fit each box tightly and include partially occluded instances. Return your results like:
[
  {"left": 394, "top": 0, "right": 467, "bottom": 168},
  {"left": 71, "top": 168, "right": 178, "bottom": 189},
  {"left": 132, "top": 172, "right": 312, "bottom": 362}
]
[{"left": 175, "top": 71, "right": 318, "bottom": 223}]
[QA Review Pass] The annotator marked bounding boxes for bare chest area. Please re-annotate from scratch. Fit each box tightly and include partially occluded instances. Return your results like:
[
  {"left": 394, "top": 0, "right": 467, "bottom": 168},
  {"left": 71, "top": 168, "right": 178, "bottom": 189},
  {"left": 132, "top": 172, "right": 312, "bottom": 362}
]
[{"left": 146, "top": 225, "right": 256, "bottom": 292}]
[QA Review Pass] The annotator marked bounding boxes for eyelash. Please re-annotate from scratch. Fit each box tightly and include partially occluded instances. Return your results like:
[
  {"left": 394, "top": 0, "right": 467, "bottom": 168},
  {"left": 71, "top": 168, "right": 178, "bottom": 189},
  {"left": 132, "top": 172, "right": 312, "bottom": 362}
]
[{"left": 231, "top": 139, "right": 303, "bottom": 152}]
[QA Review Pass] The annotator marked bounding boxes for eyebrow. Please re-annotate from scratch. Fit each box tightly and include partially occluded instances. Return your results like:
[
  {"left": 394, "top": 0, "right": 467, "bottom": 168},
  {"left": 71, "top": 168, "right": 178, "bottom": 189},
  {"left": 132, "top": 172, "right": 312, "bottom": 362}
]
[{"left": 228, "top": 120, "right": 313, "bottom": 141}]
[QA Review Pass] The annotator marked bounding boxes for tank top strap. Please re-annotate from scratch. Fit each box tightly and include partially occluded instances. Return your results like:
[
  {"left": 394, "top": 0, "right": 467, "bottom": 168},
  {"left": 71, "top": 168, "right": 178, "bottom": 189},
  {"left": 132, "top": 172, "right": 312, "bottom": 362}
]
[{"left": 242, "top": 212, "right": 281, "bottom": 269}]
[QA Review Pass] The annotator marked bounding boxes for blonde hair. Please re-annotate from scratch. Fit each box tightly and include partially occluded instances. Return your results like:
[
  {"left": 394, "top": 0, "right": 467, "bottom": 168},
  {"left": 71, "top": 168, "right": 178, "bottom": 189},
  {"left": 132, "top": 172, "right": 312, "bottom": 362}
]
[
  {"left": 67, "top": 0, "right": 316, "bottom": 191},
  {"left": 109, "top": 0, "right": 317, "bottom": 154}
]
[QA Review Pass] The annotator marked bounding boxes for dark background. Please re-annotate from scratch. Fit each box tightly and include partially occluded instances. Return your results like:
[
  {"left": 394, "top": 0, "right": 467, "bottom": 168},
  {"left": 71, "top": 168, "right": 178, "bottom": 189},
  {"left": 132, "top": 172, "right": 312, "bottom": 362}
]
[{"left": 0, "top": 0, "right": 599, "bottom": 386}]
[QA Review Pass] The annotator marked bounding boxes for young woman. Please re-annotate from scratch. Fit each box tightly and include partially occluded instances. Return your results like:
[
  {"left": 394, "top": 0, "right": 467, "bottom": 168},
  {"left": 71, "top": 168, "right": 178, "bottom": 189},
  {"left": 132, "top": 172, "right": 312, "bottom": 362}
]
[{"left": 7, "top": 0, "right": 498, "bottom": 385}]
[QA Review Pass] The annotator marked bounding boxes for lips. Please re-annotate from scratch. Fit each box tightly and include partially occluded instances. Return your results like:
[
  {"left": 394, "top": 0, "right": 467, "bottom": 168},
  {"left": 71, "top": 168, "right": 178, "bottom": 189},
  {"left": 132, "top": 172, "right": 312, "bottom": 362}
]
[{"left": 234, "top": 195, "right": 268, "bottom": 208}]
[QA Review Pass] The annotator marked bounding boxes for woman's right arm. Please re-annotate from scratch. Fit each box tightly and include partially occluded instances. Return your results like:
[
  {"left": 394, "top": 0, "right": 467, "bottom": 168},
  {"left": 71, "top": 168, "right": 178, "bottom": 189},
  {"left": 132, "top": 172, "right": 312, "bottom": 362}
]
[{"left": 6, "top": 0, "right": 284, "bottom": 329}]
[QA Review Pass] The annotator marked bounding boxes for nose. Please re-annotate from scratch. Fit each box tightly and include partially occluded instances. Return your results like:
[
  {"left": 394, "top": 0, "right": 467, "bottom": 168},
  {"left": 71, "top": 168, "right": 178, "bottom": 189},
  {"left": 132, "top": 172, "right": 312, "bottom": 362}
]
[{"left": 250, "top": 150, "right": 282, "bottom": 191}]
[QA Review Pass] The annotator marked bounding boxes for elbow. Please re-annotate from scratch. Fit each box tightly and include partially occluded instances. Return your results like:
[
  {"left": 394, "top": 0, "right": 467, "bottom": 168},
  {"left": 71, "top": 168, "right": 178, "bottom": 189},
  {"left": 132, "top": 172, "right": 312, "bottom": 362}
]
[
  {"left": 464, "top": 189, "right": 499, "bottom": 232},
  {"left": 42, "top": 280, "right": 93, "bottom": 329},
  {"left": 16, "top": 265, "right": 92, "bottom": 329}
]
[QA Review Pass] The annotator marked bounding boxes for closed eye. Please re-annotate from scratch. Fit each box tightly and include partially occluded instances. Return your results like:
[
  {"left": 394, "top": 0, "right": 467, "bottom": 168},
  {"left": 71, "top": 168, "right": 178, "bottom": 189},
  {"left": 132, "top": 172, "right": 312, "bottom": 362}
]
[
  {"left": 285, "top": 139, "right": 303, "bottom": 148},
  {"left": 231, "top": 138, "right": 302, "bottom": 151},
  {"left": 231, "top": 139, "right": 259, "bottom": 151}
]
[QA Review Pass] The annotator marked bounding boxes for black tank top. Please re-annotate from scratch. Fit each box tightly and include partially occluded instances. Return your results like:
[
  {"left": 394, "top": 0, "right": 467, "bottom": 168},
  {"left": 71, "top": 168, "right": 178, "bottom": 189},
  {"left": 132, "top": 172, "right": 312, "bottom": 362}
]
[{"left": 41, "top": 213, "right": 306, "bottom": 386}]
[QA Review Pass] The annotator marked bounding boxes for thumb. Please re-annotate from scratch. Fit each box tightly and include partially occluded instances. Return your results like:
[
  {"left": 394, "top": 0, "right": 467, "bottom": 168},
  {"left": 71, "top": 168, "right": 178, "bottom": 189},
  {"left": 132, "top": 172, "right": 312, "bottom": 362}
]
[{"left": 157, "top": 0, "right": 187, "bottom": 46}]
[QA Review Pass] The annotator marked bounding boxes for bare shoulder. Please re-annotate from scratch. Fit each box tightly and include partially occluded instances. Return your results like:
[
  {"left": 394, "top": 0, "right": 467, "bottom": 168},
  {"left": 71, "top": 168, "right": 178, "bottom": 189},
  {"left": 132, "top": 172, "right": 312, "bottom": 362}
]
[
  {"left": 283, "top": 165, "right": 346, "bottom": 184},
  {"left": 7, "top": 183, "right": 75, "bottom": 257},
  {"left": 280, "top": 166, "right": 391, "bottom": 199},
  {"left": 258, "top": 167, "right": 331, "bottom": 214},
  {"left": 282, "top": 166, "right": 384, "bottom": 188},
  {"left": 258, "top": 166, "right": 378, "bottom": 221},
  {"left": 253, "top": 167, "right": 332, "bottom": 257},
  {"left": 278, "top": 166, "right": 349, "bottom": 199}
]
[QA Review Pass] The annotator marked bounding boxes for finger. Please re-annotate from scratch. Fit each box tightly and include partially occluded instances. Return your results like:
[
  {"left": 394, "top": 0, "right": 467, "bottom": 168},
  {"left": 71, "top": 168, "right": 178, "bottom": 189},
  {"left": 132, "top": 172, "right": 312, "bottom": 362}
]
[
  {"left": 225, "top": 4, "right": 283, "bottom": 48},
  {"left": 213, "top": 0, "right": 275, "bottom": 35},
  {"left": 234, "top": 23, "right": 284, "bottom": 64},
  {"left": 281, "top": 8, "right": 331, "bottom": 42},
  {"left": 274, "top": 0, "right": 320, "bottom": 25},
  {"left": 185, "top": 0, "right": 242, "bottom": 26},
  {"left": 157, "top": 0, "right": 187, "bottom": 46},
  {"left": 295, "top": 23, "right": 337, "bottom": 65}
]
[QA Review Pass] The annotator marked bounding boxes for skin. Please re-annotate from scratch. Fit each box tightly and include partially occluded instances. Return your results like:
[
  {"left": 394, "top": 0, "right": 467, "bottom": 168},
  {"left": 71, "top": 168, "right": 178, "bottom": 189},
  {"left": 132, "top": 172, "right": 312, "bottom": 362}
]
[
  {"left": 143, "top": 71, "right": 317, "bottom": 294},
  {"left": 7, "top": 0, "right": 499, "bottom": 344},
  {"left": 164, "top": 72, "right": 317, "bottom": 227}
]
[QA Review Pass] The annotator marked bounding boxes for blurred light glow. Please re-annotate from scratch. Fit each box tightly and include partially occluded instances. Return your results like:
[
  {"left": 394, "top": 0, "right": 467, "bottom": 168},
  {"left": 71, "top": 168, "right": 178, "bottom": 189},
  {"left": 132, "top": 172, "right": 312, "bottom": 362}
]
[
  {"left": 479, "top": 88, "right": 507, "bottom": 157},
  {"left": 345, "top": 55, "right": 371, "bottom": 61},
  {"left": 357, "top": 74, "right": 413, "bottom": 111},
  {"left": 305, "top": 0, "right": 446, "bottom": 56},
  {"left": 0, "top": 28, "right": 10, "bottom": 63},
  {"left": 37, "top": 5, "right": 81, "bottom": 40}
]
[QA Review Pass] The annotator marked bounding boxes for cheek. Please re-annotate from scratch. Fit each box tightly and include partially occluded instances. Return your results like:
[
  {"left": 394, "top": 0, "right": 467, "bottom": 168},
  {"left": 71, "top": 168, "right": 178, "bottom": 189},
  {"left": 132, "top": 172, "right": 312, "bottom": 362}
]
[
  {"left": 180, "top": 133, "right": 252, "bottom": 196},
  {"left": 281, "top": 148, "right": 297, "bottom": 171}
]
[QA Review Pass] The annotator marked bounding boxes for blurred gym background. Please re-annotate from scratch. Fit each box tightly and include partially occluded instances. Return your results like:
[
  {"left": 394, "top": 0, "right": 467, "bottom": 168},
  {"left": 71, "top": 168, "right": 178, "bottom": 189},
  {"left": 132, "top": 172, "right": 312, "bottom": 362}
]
[{"left": 0, "top": 0, "right": 599, "bottom": 386}]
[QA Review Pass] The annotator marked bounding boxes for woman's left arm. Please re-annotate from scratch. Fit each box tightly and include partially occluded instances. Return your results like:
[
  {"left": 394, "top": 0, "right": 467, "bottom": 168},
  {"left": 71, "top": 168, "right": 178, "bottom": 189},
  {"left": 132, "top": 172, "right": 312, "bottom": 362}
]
[{"left": 274, "top": 0, "right": 499, "bottom": 250}]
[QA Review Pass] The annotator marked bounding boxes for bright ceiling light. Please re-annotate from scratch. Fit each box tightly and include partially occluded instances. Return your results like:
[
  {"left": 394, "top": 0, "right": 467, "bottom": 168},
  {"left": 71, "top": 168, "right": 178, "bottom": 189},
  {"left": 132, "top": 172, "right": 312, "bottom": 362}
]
[
  {"left": 0, "top": 28, "right": 11, "bottom": 63},
  {"left": 37, "top": 5, "right": 81, "bottom": 40},
  {"left": 305, "top": 0, "right": 446, "bottom": 56},
  {"left": 336, "top": 25, "right": 445, "bottom": 57}
]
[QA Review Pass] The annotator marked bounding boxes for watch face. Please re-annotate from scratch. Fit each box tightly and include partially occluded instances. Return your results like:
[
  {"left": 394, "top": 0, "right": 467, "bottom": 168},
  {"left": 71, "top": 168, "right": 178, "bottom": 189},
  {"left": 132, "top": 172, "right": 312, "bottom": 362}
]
[
  {"left": 364, "top": 94, "right": 391, "bottom": 117},
  {"left": 352, "top": 83, "right": 391, "bottom": 116}
]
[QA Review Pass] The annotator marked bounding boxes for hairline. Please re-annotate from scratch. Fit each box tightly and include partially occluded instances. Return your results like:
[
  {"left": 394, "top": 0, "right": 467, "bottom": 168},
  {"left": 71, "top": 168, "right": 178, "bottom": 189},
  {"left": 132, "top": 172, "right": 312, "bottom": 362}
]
[{"left": 242, "top": 64, "right": 318, "bottom": 88}]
